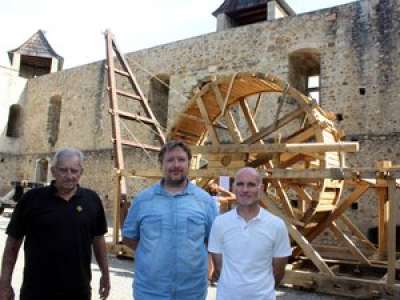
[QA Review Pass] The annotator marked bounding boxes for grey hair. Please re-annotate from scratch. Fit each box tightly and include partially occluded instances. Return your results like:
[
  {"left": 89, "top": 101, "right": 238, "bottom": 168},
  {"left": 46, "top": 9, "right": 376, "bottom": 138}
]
[{"left": 51, "top": 148, "right": 84, "bottom": 167}]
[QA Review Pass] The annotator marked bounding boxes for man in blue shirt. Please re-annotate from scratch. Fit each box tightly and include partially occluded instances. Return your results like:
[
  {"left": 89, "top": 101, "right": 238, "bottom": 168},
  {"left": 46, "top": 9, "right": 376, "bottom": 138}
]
[{"left": 122, "top": 140, "right": 218, "bottom": 300}]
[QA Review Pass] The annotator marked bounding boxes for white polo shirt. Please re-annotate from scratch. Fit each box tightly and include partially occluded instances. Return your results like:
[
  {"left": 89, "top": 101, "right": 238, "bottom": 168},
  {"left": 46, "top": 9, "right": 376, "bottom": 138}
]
[{"left": 208, "top": 208, "right": 292, "bottom": 300}]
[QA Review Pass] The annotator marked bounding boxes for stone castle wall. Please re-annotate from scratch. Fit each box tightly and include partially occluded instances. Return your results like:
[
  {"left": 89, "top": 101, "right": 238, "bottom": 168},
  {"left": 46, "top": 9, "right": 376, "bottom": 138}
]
[{"left": 0, "top": 0, "right": 399, "bottom": 235}]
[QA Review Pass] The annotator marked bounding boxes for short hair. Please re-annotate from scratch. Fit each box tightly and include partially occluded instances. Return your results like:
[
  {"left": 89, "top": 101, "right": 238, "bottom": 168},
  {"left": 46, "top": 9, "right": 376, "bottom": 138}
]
[
  {"left": 234, "top": 167, "right": 262, "bottom": 185},
  {"left": 158, "top": 140, "right": 192, "bottom": 164},
  {"left": 52, "top": 148, "right": 84, "bottom": 168}
]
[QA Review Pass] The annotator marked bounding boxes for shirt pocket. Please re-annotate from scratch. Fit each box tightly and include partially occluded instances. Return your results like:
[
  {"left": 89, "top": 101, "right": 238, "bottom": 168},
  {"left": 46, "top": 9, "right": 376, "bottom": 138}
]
[
  {"left": 186, "top": 216, "right": 205, "bottom": 242},
  {"left": 141, "top": 215, "right": 162, "bottom": 240}
]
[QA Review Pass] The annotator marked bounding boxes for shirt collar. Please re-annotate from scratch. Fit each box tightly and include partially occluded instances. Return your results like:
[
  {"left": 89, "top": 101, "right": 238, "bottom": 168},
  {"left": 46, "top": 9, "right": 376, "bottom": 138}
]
[
  {"left": 235, "top": 206, "right": 263, "bottom": 222},
  {"left": 155, "top": 178, "right": 195, "bottom": 196}
]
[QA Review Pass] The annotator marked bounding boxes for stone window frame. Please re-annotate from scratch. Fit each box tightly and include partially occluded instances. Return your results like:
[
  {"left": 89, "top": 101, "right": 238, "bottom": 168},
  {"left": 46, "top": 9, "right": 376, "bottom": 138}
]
[
  {"left": 6, "top": 104, "right": 22, "bottom": 138},
  {"left": 288, "top": 48, "right": 321, "bottom": 104},
  {"left": 47, "top": 95, "right": 62, "bottom": 146}
]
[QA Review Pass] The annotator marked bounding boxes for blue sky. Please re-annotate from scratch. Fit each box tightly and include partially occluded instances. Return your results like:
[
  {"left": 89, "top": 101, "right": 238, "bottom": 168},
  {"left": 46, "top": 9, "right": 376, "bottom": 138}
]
[{"left": 0, "top": 0, "right": 356, "bottom": 69}]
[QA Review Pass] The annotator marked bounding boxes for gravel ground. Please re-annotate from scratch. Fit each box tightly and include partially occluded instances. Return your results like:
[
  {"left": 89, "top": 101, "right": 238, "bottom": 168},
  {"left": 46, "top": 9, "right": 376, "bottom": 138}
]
[{"left": 0, "top": 211, "right": 349, "bottom": 299}]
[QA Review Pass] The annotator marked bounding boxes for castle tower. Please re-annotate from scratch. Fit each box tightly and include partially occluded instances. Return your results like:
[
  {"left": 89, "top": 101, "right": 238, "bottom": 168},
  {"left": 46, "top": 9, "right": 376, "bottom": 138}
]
[
  {"left": 8, "top": 30, "right": 64, "bottom": 78},
  {"left": 213, "top": 0, "right": 296, "bottom": 31}
]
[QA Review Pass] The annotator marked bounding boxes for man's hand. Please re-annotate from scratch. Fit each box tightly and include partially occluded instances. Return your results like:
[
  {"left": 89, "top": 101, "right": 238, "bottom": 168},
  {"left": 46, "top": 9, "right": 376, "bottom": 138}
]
[
  {"left": 0, "top": 280, "right": 14, "bottom": 300},
  {"left": 99, "top": 274, "right": 110, "bottom": 300}
]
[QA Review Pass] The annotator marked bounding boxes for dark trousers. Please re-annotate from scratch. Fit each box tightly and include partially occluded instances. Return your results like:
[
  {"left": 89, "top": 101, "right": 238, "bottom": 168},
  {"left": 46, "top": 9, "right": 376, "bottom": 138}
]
[{"left": 20, "top": 288, "right": 91, "bottom": 300}]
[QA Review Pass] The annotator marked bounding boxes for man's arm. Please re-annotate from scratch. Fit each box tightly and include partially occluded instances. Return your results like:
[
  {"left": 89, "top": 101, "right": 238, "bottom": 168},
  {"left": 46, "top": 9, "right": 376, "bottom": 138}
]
[
  {"left": 210, "top": 253, "right": 223, "bottom": 282},
  {"left": 122, "top": 238, "right": 139, "bottom": 251},
  {"left": 0, "top": 236, "right": 23, "bottom": 300},
  {"left": 93, "top": 236, "right": 110, "bottom": 300},
  {"left": 272, "top": 256, "right": 288, "bottom": 287}
]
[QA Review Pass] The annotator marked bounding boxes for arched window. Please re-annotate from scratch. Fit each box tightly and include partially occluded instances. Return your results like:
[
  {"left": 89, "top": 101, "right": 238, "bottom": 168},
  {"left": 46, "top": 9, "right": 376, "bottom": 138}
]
[
  {"left": 6, "top": 104, "right": 22, "bottom": 138},
  {"left": 35, "top": 158, "right": 49, "bottom": 183},
  {"left": 47, "top": 95, "right": 62, "bottom": 146},
  {"left": 289, "top": 48, "right": 321, "bottom": 103},
  {"left": 149, "top": 74, "right": 170, "bottom": 128}
]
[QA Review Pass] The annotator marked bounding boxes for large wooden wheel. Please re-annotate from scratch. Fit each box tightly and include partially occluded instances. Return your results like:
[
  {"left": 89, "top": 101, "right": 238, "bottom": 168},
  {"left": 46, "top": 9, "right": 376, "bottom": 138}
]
[{"left": 169, "top": 72, "right": 346, "bottom": 236}]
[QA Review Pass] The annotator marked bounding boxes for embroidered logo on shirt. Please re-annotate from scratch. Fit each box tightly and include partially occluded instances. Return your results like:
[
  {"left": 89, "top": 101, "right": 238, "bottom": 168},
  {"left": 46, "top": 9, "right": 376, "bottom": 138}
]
[{"left": 76, "top": 205, "right": 83, "bottom": 213}]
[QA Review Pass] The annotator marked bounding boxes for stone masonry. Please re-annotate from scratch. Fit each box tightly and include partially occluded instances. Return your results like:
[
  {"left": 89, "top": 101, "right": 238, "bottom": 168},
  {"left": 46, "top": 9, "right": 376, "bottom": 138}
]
[{"left": 0, "top": 0, "right": 399, "bottom": 236}]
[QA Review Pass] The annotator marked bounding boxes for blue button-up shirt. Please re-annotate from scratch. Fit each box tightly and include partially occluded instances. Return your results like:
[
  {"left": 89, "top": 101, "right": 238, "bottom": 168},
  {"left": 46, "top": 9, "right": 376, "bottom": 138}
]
[{"left": 122, "top": 181, "right": 218, "bottom": 300}]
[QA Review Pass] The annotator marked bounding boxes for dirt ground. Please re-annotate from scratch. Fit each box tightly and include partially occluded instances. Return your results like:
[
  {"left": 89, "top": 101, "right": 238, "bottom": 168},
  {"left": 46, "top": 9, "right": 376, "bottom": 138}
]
[{"left": 0, "top": 211, "right": 349, "bottom": 299}]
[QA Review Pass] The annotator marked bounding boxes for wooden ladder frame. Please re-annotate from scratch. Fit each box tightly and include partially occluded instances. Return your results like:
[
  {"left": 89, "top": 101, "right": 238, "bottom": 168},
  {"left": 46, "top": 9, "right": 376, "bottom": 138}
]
[{"left": 104, "top": 30, "right": 166, "bottom": 255}]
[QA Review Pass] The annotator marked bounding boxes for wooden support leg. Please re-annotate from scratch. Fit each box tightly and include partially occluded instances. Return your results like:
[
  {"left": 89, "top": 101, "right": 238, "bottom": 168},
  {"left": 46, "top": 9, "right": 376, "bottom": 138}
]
[
  {"left": 387, "top": 177, "right": 398, "bottom": 286},
  {"left": 262, "top": 194, "right": 335, "bottom": 277},
  {"left": 376, "top": 177, "right": 388, "bottom": 259}
]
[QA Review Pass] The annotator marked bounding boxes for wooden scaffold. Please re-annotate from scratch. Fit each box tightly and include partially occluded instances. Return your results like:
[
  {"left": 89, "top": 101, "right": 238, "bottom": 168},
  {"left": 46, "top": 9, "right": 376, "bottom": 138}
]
[{"left": 104, "top": 33, "right": 400, "bottom": 298}]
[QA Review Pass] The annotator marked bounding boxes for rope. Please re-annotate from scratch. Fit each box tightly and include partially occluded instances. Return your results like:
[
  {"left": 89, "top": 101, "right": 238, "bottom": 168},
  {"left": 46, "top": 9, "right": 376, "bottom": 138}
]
[
  {"left": 126, "top": 57, "right": 195, "bottom": 130},
  {"left": 274, "top": 83, "right": 290, "bottom": 124},
  {"left": 120, "top": 120, "right": 159, "bottom": 168}
]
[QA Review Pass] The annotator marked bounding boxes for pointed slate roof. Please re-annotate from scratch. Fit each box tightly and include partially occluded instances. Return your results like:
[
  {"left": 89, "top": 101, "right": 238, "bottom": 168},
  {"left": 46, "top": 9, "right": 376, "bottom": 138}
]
[
  {"left": 8, "top": 30, "right": 64, "bottom": 67},
  {"left": 213, "top": 0, "right": 295, "bottom": 17}
]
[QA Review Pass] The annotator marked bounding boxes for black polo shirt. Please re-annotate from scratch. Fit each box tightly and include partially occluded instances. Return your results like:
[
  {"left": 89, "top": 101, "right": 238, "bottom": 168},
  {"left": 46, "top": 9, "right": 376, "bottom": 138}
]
[{"left": 6, "top": 182, "right": 107, "bottom": 299}]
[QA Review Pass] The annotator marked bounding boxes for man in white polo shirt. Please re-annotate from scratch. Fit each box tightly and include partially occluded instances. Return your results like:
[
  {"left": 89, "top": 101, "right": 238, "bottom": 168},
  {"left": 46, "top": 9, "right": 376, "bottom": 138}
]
[{"left": 208, "top": 167, "right": 292, "bottom": 300}]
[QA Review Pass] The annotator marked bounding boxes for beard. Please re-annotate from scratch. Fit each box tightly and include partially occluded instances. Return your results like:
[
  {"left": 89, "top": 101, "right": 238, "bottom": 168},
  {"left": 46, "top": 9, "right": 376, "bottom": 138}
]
[{"left": 165, "top": 175, "right": 187, "bottom": 187}]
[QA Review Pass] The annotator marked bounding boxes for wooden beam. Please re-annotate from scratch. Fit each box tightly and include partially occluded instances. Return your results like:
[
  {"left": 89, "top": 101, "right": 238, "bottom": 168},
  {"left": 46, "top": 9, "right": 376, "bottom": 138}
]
[
  {"left": 329, "top": 222, "right": 371, "bottom": 265},
  {"left": 190, "top": 142, "right": 359, "bottom": 154},
  {"left": 262, "top": 195, "right": 335, "bottom": 277},
  {"left": 376, "top": 176, "right": 388, "bottom": 258},
  {"left": 339, "top": 215, "right": 377, "bottom": 252},
  {"left": 121, "top": 168, "right": 400, "bottom": 180},
  {"left": 177, "top": 112, "right": 206, "bottom": 124},
  {"left": 283, "top": 269, "right": 400, "bottom": 299},
  {"left": 239, "top": 98, "right": 260, "bottom": 135},
  {"left": 120, "top": 139, "right": 161, "bottom": 151},
  {"left": 116, "top": 89, "right": 141, "bottom": 100},
  {"left": 116, "top": 110, "right": 155, "bottom": 124},
  {"left": 296, "top": 183, "right": 370, "bottom": 255},
  {"left": 387, "top": 177, "right": 398, "bottom": 286},
  {"left": 243, "top": 108, "right": 304, "bottom": 144},
  {"left": 211, "top": 83, "right": 242, "bottom": 143},
  {"left": 110, "top": 35, "right": 166, "bottom": 144},
  {"left": 195, "top": 96, "right": 220, "bottom": 144},
  {"left": 283, "top": 124, "right": 318, "bottom": 144}
]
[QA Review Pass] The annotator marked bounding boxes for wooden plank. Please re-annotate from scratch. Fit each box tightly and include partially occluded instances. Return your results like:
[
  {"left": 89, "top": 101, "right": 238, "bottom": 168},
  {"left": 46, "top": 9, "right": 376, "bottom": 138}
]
[
  {"left": 266, "top": 161, "right": 295, "bottom": 218},
  {"left": 339, "top": 215, "right": 377, "bottom": 251},
  {"left": 120, "top": 139, "right": 161, "bottom": 151},
  {"left": 195, "top": 96, "right": 220, "bottom": 144},
  {"left": 206, "top": 153, "right": 248, "bottom": 161},
  {"left": 211, "top": 83, "right": 242, "bottom": 143},
  {"left": 376, "top": 178, "right": 388, "bottom": 257},
  {"left": 177, "top": 112, "right": 206, "bottom": 124},
  {"left": 243, "top": 108, "right": 304, "bottom": 144},
  {"left": 387, "top": 178, "right": 398, "bottom": 286},
  {"left": 105, "top": 31, "right": 127, "bottom": 199},
  {"left": 262, "top": 195, "right": 335, "bottom": 276},
  {"left": 329, "top": 222, "right": 371, "bottom": 265},
  {"left": 110, "top": 34, "right": 166, "bottom": 144},
  {"left": 295, "top": 183, "right": 370, "bottom": 256},
  {"left": 116, "top": 110, "right": 155, "bottom": 124},
  {"left": 116, "top": 89, "right": 142, "bottom": 100},
  {"left": 190, "top": 142, "right": 359, "bottom": 155},
  {"left": 284, "top": 125, "right": 317, "bottom": 143},
  {"left": 114, "top": 68, "right": 129, "bottom": 77},
  {"left": 283, "top": 269, "right": 400, "bottom": 299},
  {"left": 121, "top": 167, "right": 400, "bottom": 180},
  {"left": 239, "top": 98, "right": 260, "bottom": 135}
]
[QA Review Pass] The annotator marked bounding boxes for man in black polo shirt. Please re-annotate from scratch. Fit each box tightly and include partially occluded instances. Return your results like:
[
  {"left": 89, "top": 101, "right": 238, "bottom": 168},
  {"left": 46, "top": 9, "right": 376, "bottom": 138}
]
[{"left": 0, "top": 148, "right": 110, "bottom": 300}]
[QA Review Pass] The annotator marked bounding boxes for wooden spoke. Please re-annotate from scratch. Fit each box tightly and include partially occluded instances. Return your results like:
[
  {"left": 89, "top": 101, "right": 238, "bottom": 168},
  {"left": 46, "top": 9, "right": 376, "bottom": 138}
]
[
  {"left": 211, "top": 82, "right": 242, "bottom": 143},
  {"left": 243, "top": 108, "right": 304, "bottom": 144}
]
